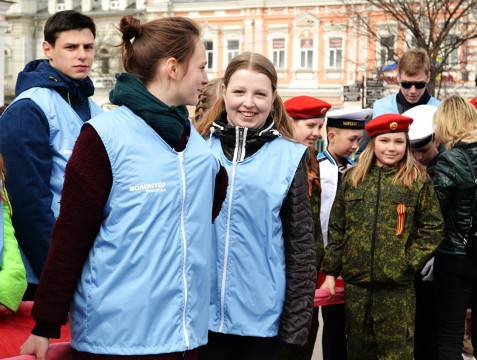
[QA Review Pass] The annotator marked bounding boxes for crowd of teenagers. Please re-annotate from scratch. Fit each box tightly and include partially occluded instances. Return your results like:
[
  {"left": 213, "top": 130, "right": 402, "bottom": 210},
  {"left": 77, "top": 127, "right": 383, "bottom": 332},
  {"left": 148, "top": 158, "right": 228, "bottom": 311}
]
[{"left": 0, "top": 8, "right": 476, "bottom": 360}]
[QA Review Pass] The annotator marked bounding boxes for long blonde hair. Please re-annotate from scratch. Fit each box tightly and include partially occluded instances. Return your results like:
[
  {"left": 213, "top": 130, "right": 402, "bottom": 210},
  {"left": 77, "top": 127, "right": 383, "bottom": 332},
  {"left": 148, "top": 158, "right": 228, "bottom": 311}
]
[
  {"left": 195, "top": 52, "right": 295, "bottom": 139},
  {"left": 434, "top": 95, "right": 477, "bottom": 150},
  {"left": 349, "top": 134, "right": 427, "bottom": 189}
]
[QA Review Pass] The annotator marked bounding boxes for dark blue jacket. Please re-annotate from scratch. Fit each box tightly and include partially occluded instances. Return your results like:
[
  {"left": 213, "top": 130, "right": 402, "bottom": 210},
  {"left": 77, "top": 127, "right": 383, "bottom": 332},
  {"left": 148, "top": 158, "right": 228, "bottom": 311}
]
[{"left": 0, "top": 59, "right": 96, "bottom": 280}]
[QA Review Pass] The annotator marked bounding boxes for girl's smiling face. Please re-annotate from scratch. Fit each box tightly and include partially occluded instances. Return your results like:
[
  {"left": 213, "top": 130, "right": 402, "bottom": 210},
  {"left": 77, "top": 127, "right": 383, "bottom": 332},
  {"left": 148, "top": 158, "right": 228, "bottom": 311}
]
[
  {"left": 222, "top": 69, "right": 276, "bottom": 129},
  {"left": 374, "top": 132, "right": 408, "bottom": 167}
]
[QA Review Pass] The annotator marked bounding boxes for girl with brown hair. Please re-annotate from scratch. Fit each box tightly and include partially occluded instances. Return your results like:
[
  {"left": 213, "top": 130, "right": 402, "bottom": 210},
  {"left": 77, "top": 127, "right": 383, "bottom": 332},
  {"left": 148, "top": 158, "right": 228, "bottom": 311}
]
[{"left": 197, "top": 52, "right": 316, "bottom": 360}]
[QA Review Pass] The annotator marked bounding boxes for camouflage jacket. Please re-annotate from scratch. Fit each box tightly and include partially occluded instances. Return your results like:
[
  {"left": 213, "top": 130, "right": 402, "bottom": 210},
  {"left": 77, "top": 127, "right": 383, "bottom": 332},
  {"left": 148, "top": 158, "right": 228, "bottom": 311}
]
[{"left": 321, "top": 165, "right": 443, "bottom": 286}]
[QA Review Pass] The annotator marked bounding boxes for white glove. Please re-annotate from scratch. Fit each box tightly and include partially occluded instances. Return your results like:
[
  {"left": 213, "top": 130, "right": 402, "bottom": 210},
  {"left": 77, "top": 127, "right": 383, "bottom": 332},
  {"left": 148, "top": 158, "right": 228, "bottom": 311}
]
[{"left": 420, "top": 257, "right": 434, "bottom": 281}]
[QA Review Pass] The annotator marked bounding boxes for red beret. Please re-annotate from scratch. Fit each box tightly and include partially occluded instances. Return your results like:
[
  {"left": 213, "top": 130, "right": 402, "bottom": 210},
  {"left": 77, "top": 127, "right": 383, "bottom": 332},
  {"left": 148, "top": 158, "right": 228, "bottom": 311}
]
[
  {"left": 284, "top": 96, "right": 332, "bottom": 119},
  {"left": 470, "top": 97, "right": 477, "bottom": 110},
  {"left": 365, "top": 113, "right": 414, "bottom": 138}
]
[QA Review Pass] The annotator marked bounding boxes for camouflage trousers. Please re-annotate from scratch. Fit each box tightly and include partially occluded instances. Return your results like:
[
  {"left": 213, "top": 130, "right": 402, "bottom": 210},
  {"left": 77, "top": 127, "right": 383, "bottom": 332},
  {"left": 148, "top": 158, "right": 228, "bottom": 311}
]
[{"left": 344, "top": 283, "right": 415, "bottom": 360}]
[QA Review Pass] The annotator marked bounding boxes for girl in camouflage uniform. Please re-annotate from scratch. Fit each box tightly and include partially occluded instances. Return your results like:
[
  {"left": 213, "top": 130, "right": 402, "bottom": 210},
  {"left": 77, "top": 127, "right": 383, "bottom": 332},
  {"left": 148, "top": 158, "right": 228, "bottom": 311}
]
[{"left": 321, "top": 113, "right": 444, "bottom": 360}]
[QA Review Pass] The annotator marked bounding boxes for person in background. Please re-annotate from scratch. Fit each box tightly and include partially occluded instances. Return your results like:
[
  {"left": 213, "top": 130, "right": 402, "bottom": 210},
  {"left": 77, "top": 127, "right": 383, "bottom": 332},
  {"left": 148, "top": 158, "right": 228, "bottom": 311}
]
[
  {"left": 358, "top": 48, "right": 441, "bottom": 155},
  {"left": 405, "top": 104, "right": 441, "bottom": 173},
  {"left": 432, "top": 95, "right": 477, "bottom": 360},
  {"left": 195, "top": 52, "right": 316, "bottom": 360},
  {"left": 321, "top": 113, "right": 443, "bottom": 360},
  {"left": 318, "top": 107, "right": 372, "bottom": 360},
  {"left": 0, "top": 152, "right": 27, "bottom": 315},
  {"left": 279, "top": 95, "right": 332, "bottom": 360},
  {"left": 404, "top": 104, "right": 441, "bottom": 360},
  {"left": 0, "top": 10, "right": 103, "bottom": 300},
  {"left": 194, "top": 77, "right": 222, "bottom": 124},
  {"left": 466, "top": 97, "right": 477, "bottom": 358},
  {"left": 20, "top": 15, "right": 226, "bottom": 360},
  {"left": 469, "top": 97, "right": 477, "bottom": 110}
]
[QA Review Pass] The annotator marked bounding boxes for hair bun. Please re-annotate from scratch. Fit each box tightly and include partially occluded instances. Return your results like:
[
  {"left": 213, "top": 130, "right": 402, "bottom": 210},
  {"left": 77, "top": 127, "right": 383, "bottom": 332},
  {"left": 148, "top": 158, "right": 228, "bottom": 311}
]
[{"left": 119, "top": 15, "right": 142, "bottom": 41}]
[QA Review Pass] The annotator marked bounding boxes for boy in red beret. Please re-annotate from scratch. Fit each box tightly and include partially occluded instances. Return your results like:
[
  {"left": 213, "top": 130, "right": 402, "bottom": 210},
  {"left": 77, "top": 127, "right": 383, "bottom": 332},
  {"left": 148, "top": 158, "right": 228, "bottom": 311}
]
[{"left": 320, "top": 113, "right": 444, "bottom": 360}]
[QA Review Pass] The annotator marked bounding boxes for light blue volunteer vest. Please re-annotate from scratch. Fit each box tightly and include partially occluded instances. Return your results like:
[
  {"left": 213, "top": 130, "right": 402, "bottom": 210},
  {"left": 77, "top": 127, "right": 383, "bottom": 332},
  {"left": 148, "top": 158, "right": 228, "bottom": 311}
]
[
  {"left": 208, "top": 134, "right": 306, "bottom": 337},
  {"left": 9, "top": 87, "right": 103, "bottom": 284},
  {"left": 372, "top": 93, "right": 441, "bottom": 117},
  {"left": 71, "top": 106, "right": 219, "bottom": 355}
]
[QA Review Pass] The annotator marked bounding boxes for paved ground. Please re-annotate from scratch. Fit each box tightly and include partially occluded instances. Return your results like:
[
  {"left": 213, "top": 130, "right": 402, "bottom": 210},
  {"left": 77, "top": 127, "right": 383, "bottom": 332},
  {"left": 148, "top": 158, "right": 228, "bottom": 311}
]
[{"left": 311, "top": 309, "right": 323, "bottom": 360}]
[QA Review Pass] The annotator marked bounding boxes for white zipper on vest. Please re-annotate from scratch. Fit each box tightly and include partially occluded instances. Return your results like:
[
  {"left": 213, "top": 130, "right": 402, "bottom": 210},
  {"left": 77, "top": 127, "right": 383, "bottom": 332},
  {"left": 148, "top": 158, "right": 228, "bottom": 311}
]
[
  {"left": 178, "top": 151, "right": 190, "bottom": 349},
  {"left": 219, "top": 160, "right": 236, "bottom": 333},
  {"left": 219, "top": 127, "right": 246, "bottom": 332}
]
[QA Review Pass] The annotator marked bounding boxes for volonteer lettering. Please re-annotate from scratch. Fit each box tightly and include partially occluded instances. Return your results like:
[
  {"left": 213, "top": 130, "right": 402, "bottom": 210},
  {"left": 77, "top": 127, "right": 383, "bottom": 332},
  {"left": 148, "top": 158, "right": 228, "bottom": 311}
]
[{"left": 129, "top": 182, "right": 167, "bottom": 192}]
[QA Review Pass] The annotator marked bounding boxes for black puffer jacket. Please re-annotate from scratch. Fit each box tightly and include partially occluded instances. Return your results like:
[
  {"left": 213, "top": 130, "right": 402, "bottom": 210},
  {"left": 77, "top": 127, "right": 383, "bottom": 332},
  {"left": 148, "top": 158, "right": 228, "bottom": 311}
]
[
  {"left": 433, "top": 141, "right": 477, "bottom": 253},
  {"left": 211, "top": 113, "right": 317, "bottom": 346}
]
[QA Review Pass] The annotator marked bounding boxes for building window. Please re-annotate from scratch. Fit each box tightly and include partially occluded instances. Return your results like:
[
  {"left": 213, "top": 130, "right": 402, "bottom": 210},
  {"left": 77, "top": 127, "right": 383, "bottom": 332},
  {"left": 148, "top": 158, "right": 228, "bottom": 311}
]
[
  {"left": 56, "top": 0, "right": 66, "bottom": 11},
  {"left": 444, "top": 35, "right": 460, "bottom": 66},
  {"left": 4, "top": 49, "right": 11, "bottom": 76},
  {"left": 204, "top": 41, "right": 214, "bottom": 70},
  {"left": 329, "top": 37, "right": 343, "bottom": 68},
  {"left": 300, "top": 38, "right": 313, "bottom": 69},
  {"left": 227, "top": 40, "right": 239, "bottom": 63},
  {"left": 111, "top": 0, "right": 120, "bottom": 9},
  {"left": 100, "top": 48, "right": 110, "bottom": 75},
  {"left": 272, "top": 38, "right": 285, "bottom": 69},
  {"left": 379, "top": 35, "right": 395, "bottom": 66}
]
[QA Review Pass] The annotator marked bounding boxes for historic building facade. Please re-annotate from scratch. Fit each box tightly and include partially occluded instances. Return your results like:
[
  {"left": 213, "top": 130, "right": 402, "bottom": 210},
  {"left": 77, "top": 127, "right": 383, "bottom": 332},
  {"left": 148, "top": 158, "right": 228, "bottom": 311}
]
[
  {"left": 0, "top": 1, "right": 13, "bottom": 106},
  {"left": 3, "top": 0, "right": 476, "bottom": 107}
]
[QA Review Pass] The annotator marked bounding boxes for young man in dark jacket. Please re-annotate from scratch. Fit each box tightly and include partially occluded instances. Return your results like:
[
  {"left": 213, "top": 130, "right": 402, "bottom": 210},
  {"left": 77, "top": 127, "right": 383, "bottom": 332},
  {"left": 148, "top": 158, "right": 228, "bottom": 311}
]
[{"left": 0, "top": 10, "right": 103, "bottom": 299}]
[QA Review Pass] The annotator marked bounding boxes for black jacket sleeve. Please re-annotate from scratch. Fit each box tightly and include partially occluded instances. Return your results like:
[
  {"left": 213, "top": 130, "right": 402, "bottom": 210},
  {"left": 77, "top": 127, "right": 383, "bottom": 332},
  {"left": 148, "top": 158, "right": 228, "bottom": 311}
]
[
  {"left": 212, "top": 165, "right": 228, "bottom": 222},
  {"left": 278, "top": 155, "right": 317, "bottom": 346}
]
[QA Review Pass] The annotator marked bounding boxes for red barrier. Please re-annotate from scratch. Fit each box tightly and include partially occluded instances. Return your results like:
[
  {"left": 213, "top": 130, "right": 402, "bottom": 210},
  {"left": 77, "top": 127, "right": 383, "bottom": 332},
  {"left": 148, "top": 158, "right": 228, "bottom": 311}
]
[
  {"left": 314, "top": 287, "right": 344, "bottom": 307},
  {"left": 0, "top": 302, "right": 71, "bottom": 359},
  {"left": 314, "top": 271, "right": 345, "bottom": 307},
  {"left": 0, "top": 285, "right": 343, "bottom": 359}
]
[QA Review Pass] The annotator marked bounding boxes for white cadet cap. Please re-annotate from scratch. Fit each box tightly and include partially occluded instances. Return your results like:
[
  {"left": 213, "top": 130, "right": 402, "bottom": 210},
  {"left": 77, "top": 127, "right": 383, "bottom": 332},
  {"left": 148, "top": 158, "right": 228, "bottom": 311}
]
[
  {"left": 326, "top": 108, "right": 373, "bottom": 129},
  {"left": 404, "top": 105, "right": 438, "bottom": 147}
]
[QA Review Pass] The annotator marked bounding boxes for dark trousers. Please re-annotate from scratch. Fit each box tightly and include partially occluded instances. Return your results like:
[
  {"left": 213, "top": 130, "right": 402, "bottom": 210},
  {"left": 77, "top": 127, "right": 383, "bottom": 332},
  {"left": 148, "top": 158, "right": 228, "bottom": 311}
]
[
  {"left": 72, "top": 349, "right": 197, "bottom": 360},
  {"left": 22, "top": 283, "right": 37, "bottom": 301},
  {"left": 414, "top": 275, "right": 438, "bottom": 360},
  {"left": 321, "top": 303, "right": 347, "bottom": 360},
  {"left": 434, "top": 251, "right": 477, "bottom": 359},
  {"left": 198, "top": 331, "right": 280, "bottom": 360}
]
